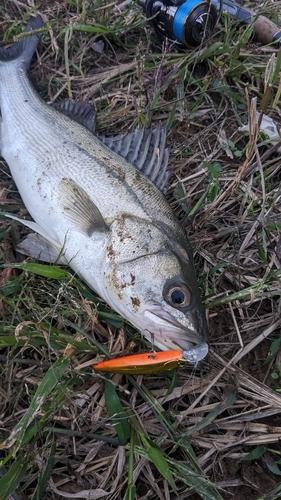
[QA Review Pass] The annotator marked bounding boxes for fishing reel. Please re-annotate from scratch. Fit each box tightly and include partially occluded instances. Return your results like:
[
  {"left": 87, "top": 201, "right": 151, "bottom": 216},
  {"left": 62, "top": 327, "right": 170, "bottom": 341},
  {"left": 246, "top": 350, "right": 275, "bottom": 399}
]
[
  {"left": 139, "top": 0, "right": 281, "bottom": 48},
  {"left": 139, "top": 0, "right": 218, "bottom": 48}
]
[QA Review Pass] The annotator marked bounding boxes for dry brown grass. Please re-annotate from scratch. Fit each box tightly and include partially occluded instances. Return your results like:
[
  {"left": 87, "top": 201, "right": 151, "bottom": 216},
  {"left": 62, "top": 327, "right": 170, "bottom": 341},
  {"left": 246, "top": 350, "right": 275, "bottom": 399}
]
[{"left": 0, "top": 1, "right": 281, "bottom": 499}]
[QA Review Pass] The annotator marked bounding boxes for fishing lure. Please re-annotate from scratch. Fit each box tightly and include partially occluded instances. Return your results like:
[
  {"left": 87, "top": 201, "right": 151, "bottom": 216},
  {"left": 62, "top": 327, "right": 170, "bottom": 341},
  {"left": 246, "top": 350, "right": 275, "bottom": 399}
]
[{"left": 93, "top": 350, "right": 185, "bottom": 375}]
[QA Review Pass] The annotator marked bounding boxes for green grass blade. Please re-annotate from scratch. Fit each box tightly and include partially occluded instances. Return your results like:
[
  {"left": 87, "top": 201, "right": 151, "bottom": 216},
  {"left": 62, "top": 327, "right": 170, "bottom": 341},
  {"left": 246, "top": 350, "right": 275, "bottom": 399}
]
[
  {"left": 131, "top": 382, "right": 224, "bottom": 498},
  {"left": 142, "top": 435, "right": 176, "bottom": 492},
  {"left": 2, "top": 262, "right": 70, "bottom": 279},
  {"left": 104, "top": 380, "right": 131, "bottom": 443},
  {"left": 125, "top": 426, "right": 136, "bottom": 500},
  {"left": 186, "top": 386, "right": 237, "bottom": 436},
  {"left": 242, "top": 445, "right": 266, "bottom": 461},
  {"left": 31, "top": 441, "right": 56, "bottom": 500},
  {"left": 256, "top": 480, "right": 281, "bottom": 500},
  {"left": 167, "top": 456, "right": 225, "bottom": 500},
  {"left": 0, "top": 459, "right": 27, "bottom": 500},
  {"left": 264, "top": 452, "right": 281, "bottom": 476},
  {"left": 0, "top": 357, "right": 70, "bottom": 453},
  {"left": 44, "top": 427, "right": 121, "bottom": 446}
]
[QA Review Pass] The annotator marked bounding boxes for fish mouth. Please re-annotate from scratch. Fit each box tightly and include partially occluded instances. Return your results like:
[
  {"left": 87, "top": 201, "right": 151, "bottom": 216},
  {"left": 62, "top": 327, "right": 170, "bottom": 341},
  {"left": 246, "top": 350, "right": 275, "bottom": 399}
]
[{"left": 143, "top": 309, "right": 209, "bottom": 362}]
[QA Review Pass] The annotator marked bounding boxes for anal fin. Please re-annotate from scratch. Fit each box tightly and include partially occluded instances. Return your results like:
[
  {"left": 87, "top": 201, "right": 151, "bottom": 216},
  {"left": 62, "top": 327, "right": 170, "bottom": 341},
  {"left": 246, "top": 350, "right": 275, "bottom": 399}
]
[
  {"left": 3, "top": 213, "right": 66, "bottom": 263},
  {"left": 17, "top": 233, "right": 67, "bottom": 264}
]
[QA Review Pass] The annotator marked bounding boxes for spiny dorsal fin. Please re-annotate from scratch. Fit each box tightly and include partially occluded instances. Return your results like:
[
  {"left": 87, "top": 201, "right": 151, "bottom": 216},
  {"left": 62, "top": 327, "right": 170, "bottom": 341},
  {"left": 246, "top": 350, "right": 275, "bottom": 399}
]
[
  {"left": 59, "top": 178, "right": 109, "bottom": 235},
  {"left": 98, "top": 125, "right": 171, "bottom": 192},
  {"left": 53, "top": 100, "right": 171, "bottom": 193},
  {"left": 52, "top": 100, "right": 96, "bottom": 133}
]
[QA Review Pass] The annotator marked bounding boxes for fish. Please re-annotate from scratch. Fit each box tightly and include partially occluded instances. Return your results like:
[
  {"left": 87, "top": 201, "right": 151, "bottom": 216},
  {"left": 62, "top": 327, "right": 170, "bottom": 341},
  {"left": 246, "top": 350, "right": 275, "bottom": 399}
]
[{"left": 0, "top": 16, "right": 209, "bottom": 363}]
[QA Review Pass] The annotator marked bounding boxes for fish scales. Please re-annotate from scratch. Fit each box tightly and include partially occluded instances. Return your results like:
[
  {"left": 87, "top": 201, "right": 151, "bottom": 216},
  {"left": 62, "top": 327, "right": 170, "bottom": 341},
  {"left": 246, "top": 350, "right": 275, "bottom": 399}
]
[
  {"left": 2, "top": 62, "right": 175, "bottom": 229},
  {"left": 0, "top": 16, "right": 209, "bottom": 361}
]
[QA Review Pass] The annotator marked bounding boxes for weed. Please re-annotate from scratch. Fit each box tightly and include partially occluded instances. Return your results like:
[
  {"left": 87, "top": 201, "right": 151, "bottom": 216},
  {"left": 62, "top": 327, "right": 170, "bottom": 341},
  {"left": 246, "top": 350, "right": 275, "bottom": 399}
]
[{"left": 1, "top": 1, "right": 281, "bottom": 499}]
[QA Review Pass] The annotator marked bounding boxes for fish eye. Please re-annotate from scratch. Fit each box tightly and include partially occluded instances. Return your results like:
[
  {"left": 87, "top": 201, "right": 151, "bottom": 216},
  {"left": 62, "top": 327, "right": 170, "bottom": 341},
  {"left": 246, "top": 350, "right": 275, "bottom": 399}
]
[{"left": 165, "top": 284, "right": 191, "bottom": 308}]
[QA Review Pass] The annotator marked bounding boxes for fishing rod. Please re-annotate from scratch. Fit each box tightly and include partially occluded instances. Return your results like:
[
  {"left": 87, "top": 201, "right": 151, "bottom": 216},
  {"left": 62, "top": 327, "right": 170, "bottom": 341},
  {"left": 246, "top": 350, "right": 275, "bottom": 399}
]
[{"left": 138, "top": 0, "right": 281, "bottom": 48}]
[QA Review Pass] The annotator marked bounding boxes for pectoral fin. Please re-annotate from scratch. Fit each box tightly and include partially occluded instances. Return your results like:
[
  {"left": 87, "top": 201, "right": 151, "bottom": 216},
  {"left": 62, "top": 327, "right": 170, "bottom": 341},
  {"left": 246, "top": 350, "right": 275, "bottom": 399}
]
[{"left": 59, "top": 178, "right": 109, "bottom": 235}]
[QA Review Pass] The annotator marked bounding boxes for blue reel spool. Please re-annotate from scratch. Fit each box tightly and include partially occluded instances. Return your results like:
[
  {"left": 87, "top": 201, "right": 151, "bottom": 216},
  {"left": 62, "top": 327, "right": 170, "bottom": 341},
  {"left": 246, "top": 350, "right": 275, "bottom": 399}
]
[{"left": 173, "top": 0, "right": 218, "bottom": 47}]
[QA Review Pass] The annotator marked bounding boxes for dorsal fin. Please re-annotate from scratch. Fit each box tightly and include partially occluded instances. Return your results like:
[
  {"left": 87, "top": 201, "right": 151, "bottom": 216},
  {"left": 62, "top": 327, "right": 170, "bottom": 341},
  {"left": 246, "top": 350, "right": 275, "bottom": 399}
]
[
  {"left": 97, "top": 125, "right": 171, "bottom": 192},
  {"left": 53, "top": 99, "right": 171, "bottom": 193},
  {"left": 52, "top": 100, "right": 96, "bottom": 133}
]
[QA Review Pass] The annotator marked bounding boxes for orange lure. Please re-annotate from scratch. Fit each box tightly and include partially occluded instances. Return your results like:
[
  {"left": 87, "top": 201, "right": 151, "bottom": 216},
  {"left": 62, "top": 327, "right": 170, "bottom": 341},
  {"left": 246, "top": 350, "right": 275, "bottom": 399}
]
[{"left": 93, "top": 350, "right": 184, "bottom": 375}]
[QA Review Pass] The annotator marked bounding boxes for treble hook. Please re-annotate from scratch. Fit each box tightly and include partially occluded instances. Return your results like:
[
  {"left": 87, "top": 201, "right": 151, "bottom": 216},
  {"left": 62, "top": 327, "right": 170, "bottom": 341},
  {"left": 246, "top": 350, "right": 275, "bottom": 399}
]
[{"left": 148, "top": 332, "right": 156, "bottom": 358}]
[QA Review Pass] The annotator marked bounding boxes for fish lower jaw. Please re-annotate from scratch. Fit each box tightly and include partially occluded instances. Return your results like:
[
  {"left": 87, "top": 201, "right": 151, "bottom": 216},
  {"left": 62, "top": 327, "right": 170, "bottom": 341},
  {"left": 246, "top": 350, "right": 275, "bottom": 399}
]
[{"left": 142, "top": 309, "right": 208, "bottom": 358}]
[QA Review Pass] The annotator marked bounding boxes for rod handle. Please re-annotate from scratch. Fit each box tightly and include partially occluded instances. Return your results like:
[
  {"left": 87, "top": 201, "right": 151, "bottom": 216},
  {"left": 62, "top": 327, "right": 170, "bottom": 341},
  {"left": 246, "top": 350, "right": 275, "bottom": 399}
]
[{"left": 253, "top": 15, "right": 281, "bottom": 46}]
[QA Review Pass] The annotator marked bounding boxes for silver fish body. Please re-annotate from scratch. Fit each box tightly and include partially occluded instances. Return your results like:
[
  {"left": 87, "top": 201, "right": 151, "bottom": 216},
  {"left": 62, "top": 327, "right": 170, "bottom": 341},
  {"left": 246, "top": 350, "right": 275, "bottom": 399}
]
[{"left": 0, "top": 17, "right": 208, "bottom": 361}]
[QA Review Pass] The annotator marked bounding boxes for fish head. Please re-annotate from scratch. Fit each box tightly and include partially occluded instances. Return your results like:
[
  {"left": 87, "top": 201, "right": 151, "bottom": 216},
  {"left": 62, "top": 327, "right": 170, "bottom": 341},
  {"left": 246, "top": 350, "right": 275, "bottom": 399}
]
[
  {"left": 104, "top": 219, "right": 209, "bottom": 363},
  {"left": 140, "top": 245, "right": 209, "bottom": 363}
]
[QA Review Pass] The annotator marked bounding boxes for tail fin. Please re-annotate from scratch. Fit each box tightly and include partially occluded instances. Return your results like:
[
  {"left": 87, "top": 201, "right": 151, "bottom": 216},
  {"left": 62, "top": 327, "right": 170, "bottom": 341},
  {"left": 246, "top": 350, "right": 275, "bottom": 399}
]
[{"left": 0, "top": 15, "right": 43, "bottom": 67}]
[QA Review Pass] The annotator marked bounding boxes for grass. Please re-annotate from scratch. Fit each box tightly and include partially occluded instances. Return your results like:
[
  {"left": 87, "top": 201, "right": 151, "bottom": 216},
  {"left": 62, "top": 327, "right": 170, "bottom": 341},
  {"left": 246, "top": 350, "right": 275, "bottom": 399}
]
[{"left": 0, "top": 0, "right": 281, "bottom": 498}]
